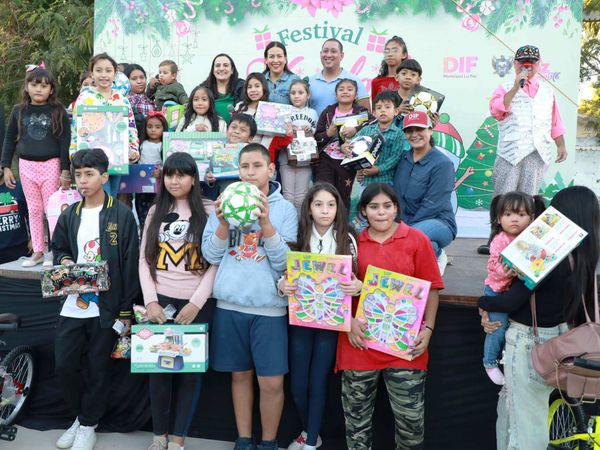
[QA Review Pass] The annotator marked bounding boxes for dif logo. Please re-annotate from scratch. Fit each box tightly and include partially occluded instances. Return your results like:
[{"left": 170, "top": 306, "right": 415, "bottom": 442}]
[{"left": 443, "top": 56, "right": 478, "bottom": 79}]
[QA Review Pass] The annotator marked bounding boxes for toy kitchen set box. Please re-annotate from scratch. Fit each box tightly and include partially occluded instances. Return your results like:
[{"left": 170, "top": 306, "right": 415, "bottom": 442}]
[{"left": 131, "top": 324, "right": 208, "bottom": 373}]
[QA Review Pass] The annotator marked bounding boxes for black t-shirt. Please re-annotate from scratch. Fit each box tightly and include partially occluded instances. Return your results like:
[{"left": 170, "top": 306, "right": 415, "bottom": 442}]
[{"left": 0, "top": 182, "right": 29, "bottom": 249}]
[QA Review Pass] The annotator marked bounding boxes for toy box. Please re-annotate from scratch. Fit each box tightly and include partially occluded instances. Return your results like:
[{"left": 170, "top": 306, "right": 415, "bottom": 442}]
[
  {"left": 210, "top": 144, "right": 244, "bottom": 179},
  {"left": 255, "top": 101, "right": 293, "bottom": 136},
  {"left": 288, "top": 130, "right": 317, "bottom": 166},
  {"left": 287, "top": 252, "right": 352, "bottom": 332},
  {"left": 501, "top": 206, "right": 587, "bottom": 290},
  {"left": 408, "top": 85, "right": 445, "bottom": 115},
  {"left": 131, "top": 324, "right": 209, "bottom": 373},
  {"left": 118, "top": 164, "right": 160, "bottom": 194},
  {"left": 46, "top": 188, "right": 82, "bottom": 236},
  {"left": 341, "top": 132, "right": 385, "bottom": 171},
  {"left": 355, "top": 265, "right": 431, "bottom": 360},
  {"left": 162, "top": 102, "right": 185, "bottom": 131},
  {"left": 41, "top": 262, "right": 110, "bottom": 298},
  {"left": 163, "top": 132, "right": 227, "bottom": 180}
]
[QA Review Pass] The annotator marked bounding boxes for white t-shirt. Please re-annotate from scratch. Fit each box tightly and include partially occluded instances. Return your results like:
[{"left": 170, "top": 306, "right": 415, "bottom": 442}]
[
  {"left": 60, "top": 205, "right": 103, "bottom": 319},
  {"left": 139, "top": 141, "right": 163, "bottom": 164},
  {"left": 290, "top": 106, "right": 318, "bottom": 134}
]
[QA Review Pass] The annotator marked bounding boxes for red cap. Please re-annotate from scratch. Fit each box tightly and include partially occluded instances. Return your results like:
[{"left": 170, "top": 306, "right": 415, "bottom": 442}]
[{"left": 403, "top": 111, "right": 432, "bottom": 130}]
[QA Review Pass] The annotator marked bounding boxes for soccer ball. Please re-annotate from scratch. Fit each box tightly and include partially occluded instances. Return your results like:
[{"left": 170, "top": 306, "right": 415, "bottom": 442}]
[
  {"left": 112, "top": 72, "right": 131, "bottom": 96},
  {"left": 221, "top": 182, "right": 262, "bottom": 228},
  {"left": 349, "top": 136, "right": 373, "bottom": 157},
  {"left": 410, "top": 91, "right": 438, "bottom": 114}
]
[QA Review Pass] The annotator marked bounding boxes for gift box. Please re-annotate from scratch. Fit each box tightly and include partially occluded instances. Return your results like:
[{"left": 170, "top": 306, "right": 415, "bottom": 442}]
[
  {"left": 288, "top": 130, "right": 318, "bottom": 166},
  {"left": 41, "top": 261, "right": 110, "bottom": 298},
  {"left": 118, "top": 164, "right": 160, "bottom": 194},
  {"left": 255, "top": 101, "right": 293, "bottom": 136},
  {"left": 47, "top": 188, "right": 82, "bottom": 236},
  {"left": 131, "top": 324, "right": 209, "bottom": 373},
  {"left": 355, "top": 265, "right": 431, "bottom": 361},
  {"left": 333, "top": 112, "right": 369, "bottom": 127},
  {"left": 75, "top": 105, "right": 130, "bottom": 175},
  {"left": 341, "top": 132, "right": 385, "bottom": 171},
  {"left": 501, "top": 206, "right": 587, "bottom": 289},
  {"left": 408, "top": 85, "right": 445, "bottom": 115},
  {"left": 163, "top": 132, "right": 227, "bottom": 181},
  {"left": 210, "top": 143, "right": 244, "bottom": 179},
  {"left": 162, "top": 102, "right": 185, "bottom": 131}
]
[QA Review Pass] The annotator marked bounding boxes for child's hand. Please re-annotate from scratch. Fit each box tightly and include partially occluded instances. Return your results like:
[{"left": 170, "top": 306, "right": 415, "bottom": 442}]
[
  {"left": 214, "top": 197, "right": 229, "bottom": 228},
  {"left": 356, "top": 171, "right": 364, "bottom": 183},
  {"left": 340, "top": 126, "right": 357, "bottom": 141},
  {"left": 59, "top": 170, "right": 72, "bottom": 190},
  {"left": 195, "top": 123, "right": 209, "bottom": 132},
  {"left": 120, "top": 319, "right": 132, "bottom": 336},
  {"left": 409, "top": 327, "right": 432, "bottom": 358},
  {"left": 3, "top": 167, "right": 16, "bottom": 189},
  {"left": 62, "top": 259, "right": 75, "bottom": 266},
  {"left": 151, "top": 166, "right": 161, "bottom": 178},
  {"left": 284, "top": 122, "right": 294, "bottom": 136},
  {"left": 340, "top": 273, "right": 362, "bottom": 296},
  {"left": 303, "top": 126, "right": 314, "bottom": 137},
  {"left": 175, "top": 303, "right": 199, "bottom": 325},
  {"left": 128, "top": 149, "right": 140, "bottom": 163},
  {"left": 205, "top": 171, "right": 216, "bottom": 185},
  {"left": 501, "top": 262, "right": 518, "bottom": 278},
  {"left": 341, "top": 143, "right": 352, "bottom": 157},
  {"left": 148, "top": 77, "right": 158, "bottom": 89},
  {"left": 398, "top": 100, "right": 412, "bottom": 115},
  {"left": 347, "top": 317, "right": 368, "bottom": 350},
  {"left": 257, "top": 192, "right": 271, "bottom": 228},
  {"left": 146, "top": 302, "right": 167, "bottom": 324},
  {"left": 362, "top": 166, "right": 379, "bottom": 177},
  {"left": 279, "top": 277, "right": 297, "bottom": 297},
  {"left": 326, "top": 122, "right": 337, "bottom": 138}
]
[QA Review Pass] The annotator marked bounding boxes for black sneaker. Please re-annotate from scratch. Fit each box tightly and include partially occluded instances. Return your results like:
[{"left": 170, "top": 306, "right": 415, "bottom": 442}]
[
  {"left": 234, "top": 437, "right": 255, "bottom": 450},
  {"left": 477, "top": 244, "right": 490, "bottom": 255},
  {"left": 257, "top": 440, "right": 278, "bottom": 450}
]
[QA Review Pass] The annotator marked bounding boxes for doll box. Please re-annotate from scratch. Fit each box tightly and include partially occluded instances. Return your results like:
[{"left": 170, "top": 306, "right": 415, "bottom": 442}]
[
  {"left": 118, "top": 164, "right": 160, "bottom": 194},
  {"left": 287, "top": 252, "right": 353, "bottom": 332},
  {"left": 255, "top": 101, "right": 293, "bottom": 136},
  {"left": 46, "top": 188, "right": 82, "bottom": 236},
  {"left": 131, "top": 324, "right": 209, "bottom": 373},
  {"left": 341, "top": 132, "right": 385, "bottom": 171},
  {"left": 355, "top": 265, "right": 431, "bottom": 361},
  {"left": 500, "top": 206, "right": 587, "bottom": 290},
  {"left": 41, "top": 261, "right": 110, "bottom": 298}
]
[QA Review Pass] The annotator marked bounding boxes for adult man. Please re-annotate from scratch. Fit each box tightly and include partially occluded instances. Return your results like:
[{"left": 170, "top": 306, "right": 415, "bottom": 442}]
[{"left": 308, "top": 39, "right": 370, "bottom": 115}]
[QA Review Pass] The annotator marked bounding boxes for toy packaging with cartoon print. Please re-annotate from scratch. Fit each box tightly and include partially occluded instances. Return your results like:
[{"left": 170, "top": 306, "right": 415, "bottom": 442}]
[
  {"left": 255, "top": 101, "right": 293, "bottom": 136},
  {"left": 162, "top": 131, "right": 227, "bottom": 180},
  {"left": 210, "top": 143, "right": 244, "bottom": 179},
  {"left": 355, "top": 265, "right": 431, "bottom": 361},
  {"left": 131, "top": 324, "right": 208, "bottom": 373},
  {"left": 500, "top": 206, "right": 587, "bottom": 290},
  {"left": 41, "top": 261, "right": 110, "bottom": 298},
  {"left": 286, "top": 252, "right": 353, "bottom": 332}
]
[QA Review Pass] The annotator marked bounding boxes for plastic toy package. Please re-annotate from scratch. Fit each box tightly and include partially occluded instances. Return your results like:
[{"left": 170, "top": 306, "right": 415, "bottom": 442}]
[{"left": 41, "top": 261, "right": 110, "bottom": 298}]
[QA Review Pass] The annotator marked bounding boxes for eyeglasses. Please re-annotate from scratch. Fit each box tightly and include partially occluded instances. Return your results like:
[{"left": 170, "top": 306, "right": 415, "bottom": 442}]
[{"left": 384, "top": 48, "right": 403, "bottom": 55}]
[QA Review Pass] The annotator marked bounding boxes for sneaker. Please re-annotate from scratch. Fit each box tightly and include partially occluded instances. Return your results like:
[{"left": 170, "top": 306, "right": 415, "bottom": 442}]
[
  {"left": 56, "top": 418, "right": 80, "bottom": 448},
  {"left": 43, "top": 252, "right": 54, "bottom": 267},
  {"left": 486, "top": 367, "right": 505, "bottom": 385},
  {"left": 437, "top": 249, "right": 448, "bottom": 276},
  {"left": 167, "top": 443, "right": 182, "bottom": 450},
  {"left": 148, "top": 435, "right": 167, "bottom": 450},
  {"left": 22, "top": 254, "right": 44, "bottom": 267},
  {"left": 234, "top": 437, "right": 255, "bottom": 450},
  {"left": 257, "top": 440, "right": 278, "bottom": 450},
  {"left": 477, "top": 244, "right": 490, "bottom": 255},
  {"left": 71, "top": 425, "right": 96, "bottom": 450},
  {"left": 287, "top": 432, "right": 323, "bottom": 450}
]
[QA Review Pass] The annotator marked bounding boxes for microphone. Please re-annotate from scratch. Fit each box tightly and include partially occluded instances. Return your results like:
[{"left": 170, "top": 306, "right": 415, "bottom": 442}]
[{"left": 519, "top": 63, "right": 532, "bottom": 88}]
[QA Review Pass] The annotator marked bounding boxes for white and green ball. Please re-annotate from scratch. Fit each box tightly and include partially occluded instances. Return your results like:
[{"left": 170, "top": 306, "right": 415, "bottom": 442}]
[{"left": 221, "top": 182, "right": 262, "bottom": 228}]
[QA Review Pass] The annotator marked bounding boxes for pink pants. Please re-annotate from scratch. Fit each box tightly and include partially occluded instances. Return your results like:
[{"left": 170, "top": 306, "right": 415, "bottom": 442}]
[{"left": 19, "top": 158, "right": 60, "bottom": 253}]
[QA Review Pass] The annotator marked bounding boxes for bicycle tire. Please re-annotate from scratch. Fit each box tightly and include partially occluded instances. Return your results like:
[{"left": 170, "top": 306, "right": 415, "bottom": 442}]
[{"left": 0, "top": 345, "right": 34, "bottom": 426}]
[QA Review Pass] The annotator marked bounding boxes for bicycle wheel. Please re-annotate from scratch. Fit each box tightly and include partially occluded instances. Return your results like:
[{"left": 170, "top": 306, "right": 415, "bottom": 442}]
[
  {"left": 0, "top": 346, "right": 34, "bottom": 426},
  {"left": 548, "top": 390, "right": 588, "bottom": 450}
]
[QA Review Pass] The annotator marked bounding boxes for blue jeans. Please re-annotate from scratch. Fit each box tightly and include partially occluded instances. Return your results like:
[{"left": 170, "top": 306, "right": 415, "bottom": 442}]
[
  {"left": 482, "top": 285, "right": 509, "bottom": 368},
  {"left": 289, "top": 326, "right": 338, "bottom": 447},
  {"left": 102, "top": 175, "right": 121, "bottom": 197},
  {"left": 409, "top": 218, "right": 454, "bottom": 257}
]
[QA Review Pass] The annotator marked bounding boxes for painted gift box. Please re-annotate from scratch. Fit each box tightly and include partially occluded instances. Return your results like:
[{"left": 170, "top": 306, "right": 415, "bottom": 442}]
[
  {"left": 46, "top": 188, "right": 82, "bottom": 236},
  {"left": 75, "top": 105, "right": 130, "bottom": 175},
  {"left": 287, "top": 252, "right": 353, "bottom": 332},
  {"left": 41, "top": 261, "right": 110, "bottom": 299},
  {"left": 163, "top": 132, "right": 227, "bottom": 180},
  {"left": 255, "top": 101, "right": 293, "bottom": 136},
  {"left": 210, "top": 143, "right": 244, "bottom": 179},
  {"left": 118, "top": 164, "right": 160, "bottom": 194},
  {"left": 355, "top": 265, "right": 431, "bottom": 361},
  {"left": 501, "top": 206, "right": 587, "bottom": 290},
  {"left": 341, "top": 132, "right": 385, "bottom": 171},
  {"left": 131, "top": 324, "right": 209, "bottom": 373}
]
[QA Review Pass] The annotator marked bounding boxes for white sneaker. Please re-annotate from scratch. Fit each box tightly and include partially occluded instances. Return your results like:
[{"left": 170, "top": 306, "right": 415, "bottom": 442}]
[
  {"left": 56, "top": 418, "right": 80, "bottom": 448},
  {"left": 43, "top": 252, "right": 54, "bottom": 267},
  {"left": 287, "top": 431, "right": 322, "bottom": 450},
  {"left": 437, "top": 249, "right": 448, "bottom": 276},
  {"left": 71, "top": 425, "right": 96, "bottom": 450},
  {"left": 148, "top": 435, "right": 167, "bottom": 450}
]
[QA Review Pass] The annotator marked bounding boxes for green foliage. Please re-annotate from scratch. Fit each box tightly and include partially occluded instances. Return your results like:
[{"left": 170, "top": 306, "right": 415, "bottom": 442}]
[
  {"left": 0, "top": 0, "right": 94, "bottom": 111},
  {"left": 580, "top": 78, "right": 600, "bottom": 134}
]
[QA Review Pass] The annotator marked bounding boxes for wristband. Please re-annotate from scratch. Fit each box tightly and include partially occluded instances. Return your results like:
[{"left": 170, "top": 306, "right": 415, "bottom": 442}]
[{"left": 425, "top": 325, "right": 434, "bottom": 333}]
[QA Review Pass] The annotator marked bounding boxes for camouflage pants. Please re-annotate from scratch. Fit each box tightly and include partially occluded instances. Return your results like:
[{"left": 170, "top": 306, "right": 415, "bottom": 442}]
[{"left": 341, "top": 368, "right": 426, "bottom": 450}]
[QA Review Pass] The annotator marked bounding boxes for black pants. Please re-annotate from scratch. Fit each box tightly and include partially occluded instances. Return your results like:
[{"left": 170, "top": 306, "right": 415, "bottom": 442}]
[
  {"left": 0, "top": 243, "right": 29, "bottom": 264},
  {"left": 314, "top": 153, "right": 356, "bottom": 210},
  {"left": 54, "top": 316, "right": 117, "bottom": 426}
]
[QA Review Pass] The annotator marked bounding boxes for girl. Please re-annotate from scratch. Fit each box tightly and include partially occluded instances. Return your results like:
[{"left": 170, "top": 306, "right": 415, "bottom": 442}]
[
  {"left": 263, "top": 41, "right": 300, "bottom": 105},
  {"left": 71, "top": 52, "right": 140, "bottom": 197},
  {"left": 479, "top": 186, "right": 600, "bottom": 449},
  {"left": 201, "top": 53, "right": 245, "bottom": 123},
  {"left": 482, "top": 192, "right": 544, "bottom": 386},
  {"left": 139, "top": 151, "right": 216, "bottom": 450},
  {"left": 135, "top": 111, "right": 168, "bottom": 230},
  {"left": 1, "top": 66, "right": 71, "bottom": 267},
  {"left": 176, "top": 85, "right": 226, "bottom": 133},
  {"left": 336, "top": 183, "right": 444, "bottom": 450},
  {"left": 125, "top": 64, "right": 155, "bottom": 135},
  {"left": 371, "top": 36, "right": 408, "bottom": 104},
  {"left": 314, "top": 79, "right": 371, "bottom": 209},
  {"left": 278, "top": 79, "right": 318, "bottom": 212},
  {"left": 233, "top": 73, "right": 269, "bottom": 116},
  {"left": 279, "top": 183, "right": 362, "bottom": 450}
]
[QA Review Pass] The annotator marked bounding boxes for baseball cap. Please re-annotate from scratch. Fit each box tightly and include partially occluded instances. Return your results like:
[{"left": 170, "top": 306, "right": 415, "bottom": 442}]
[
  {"left": 402, "top": 111, "right": 432, "bottom": 130},
  {"left": 515, "top": 45, "right": 540, "bottom": 62}
]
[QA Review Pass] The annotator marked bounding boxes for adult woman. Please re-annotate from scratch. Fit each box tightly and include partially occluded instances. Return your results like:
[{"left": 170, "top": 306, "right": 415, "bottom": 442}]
[
  {"left": 479, "top": 185, "right": 600, "bottom": 450},
  {"left": 393, "top": 111, "right": 456, "bottom": 269},
  {"left": 336, "top": 182, "right": 443, "bottom": 450},
  {"left": 201, "top": 53, "right": 244, "bottom": 123},
  {"left": 263, "top": 41, "right": 299, "bottom": 105},
  {"left": 370, "top": 36, "right": 408, "bottom": 104}
]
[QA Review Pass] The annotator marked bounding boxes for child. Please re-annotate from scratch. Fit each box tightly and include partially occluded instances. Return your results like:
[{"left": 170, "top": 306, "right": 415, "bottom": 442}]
[
  {"left": 314, "top": 78, "right": 371, "bottom": 209},
  {"left": 146, "top": 60, "right": 189, "bottom": 110},
  {"left": 135, "top": 111, "right": 168, "bottom": 230},
  {"left": 336, "top": 183, "right": 443, "bottom": 450},
  {"left": 139, "top": 152, "right": 216, "bottom": 450},
  {"left": 371, "top": 36, "right": 408, "bottom": 104},
  {"left": 1, "top": 66, "right": 71, "bottom": 267},
  {"left": 51, "top": 148, "right": 140, "bottom": 450},
  {"left": 278, "top": 79, "right": 319, "bottom": 212},
  {"left": 125, "top": 63, "right": 155, "bottom": 140},
  {"left": 0, "top": 169, "right": 29, "bottom": 264},
  {"left": 71, "top": 52, "right": 140, "bottom": 197},
  {"left": 482, "top": 191, "right": 542, "bottom": 385},
  {"left": 278, "top": 183, "right": 362, "bottom": 450},
  {"left": 233, "top": 73, "right": 270, "bottom": 116},
  {"left": 202, "top": 143, "right": 298, "bottom": 450},
  {"left": 175, "top": 85, "right": 226, "bottom": 133}
]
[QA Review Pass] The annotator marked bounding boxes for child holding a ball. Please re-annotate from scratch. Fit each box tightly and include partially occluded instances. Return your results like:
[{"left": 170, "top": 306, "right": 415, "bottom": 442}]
[{"left": 202, "top": 143, "right": 298, "bottom": 450}]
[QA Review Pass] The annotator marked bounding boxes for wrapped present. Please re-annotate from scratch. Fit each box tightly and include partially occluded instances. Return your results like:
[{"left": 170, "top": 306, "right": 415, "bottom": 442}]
[
  {"left": 255, "top": 101, "right": 293, "bottom": 136},
  {"left": 162, "top": 102, "right": 185, "bottom": 131},
  {"left": 355, "top": 265, "right": 431, "bottom": 361},
  {"left": 408, "top": 85, "right": 445, "bottom": 116},
  {"left": 75, "top": 105, "right": 130, "bottom": 175},
  {"left": 47, "top": 188, "right": 82, "bottom": 236},
  {"left": 210, "top": 143, "right": 244, "bottom": 179},
  {"left": 287, "top": 252, "right": 353, "bottom": 332},
  {"left": 41, "top": 261, "right": 110, "bottom": 298},
  {"left": 118, "top": 164, "right": 160, "bottom": 194},
  {"left": 131, "top": 324, "right": 209, "bottom": 373},
  {"left": 341, "top": 132, "right": 385, "bottom": 171},
  {"left": 288, "top": 130, "right": 317, "bottom": 166}
]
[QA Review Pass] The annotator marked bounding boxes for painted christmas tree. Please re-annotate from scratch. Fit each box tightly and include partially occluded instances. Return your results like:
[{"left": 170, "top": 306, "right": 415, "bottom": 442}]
[{"left": 455, "top": 116, "right": 499, "bottom": 210}]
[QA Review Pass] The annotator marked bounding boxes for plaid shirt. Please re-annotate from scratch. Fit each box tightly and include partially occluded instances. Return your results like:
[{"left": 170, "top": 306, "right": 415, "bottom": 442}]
[
  {"left": 355, "top": 120, "right": 410, "bottom": 186},
  {"left": 128, "top": 93, "right": 155, "bottom": 117}
]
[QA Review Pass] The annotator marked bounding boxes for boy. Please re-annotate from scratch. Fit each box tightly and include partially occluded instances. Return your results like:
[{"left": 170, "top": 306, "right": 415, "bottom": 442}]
[
  {"left": 146, "top": 60, "right": 189, "bottom": 109},
  {"left": 395, "top": 59, "right": 423, "bottom": 118},
  {"left": 202, "top": 143, "right": 298, "bottom": 450},
  {"left": 51, "top": 148, "right": 140, "bottom": 450},
  {"left": 0, "top": 168, "right": 29, "bottom": 264}
]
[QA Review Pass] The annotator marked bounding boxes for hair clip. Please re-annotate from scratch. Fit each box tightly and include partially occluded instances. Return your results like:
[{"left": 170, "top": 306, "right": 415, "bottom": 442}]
[{"left": 25, "top": 62, "right": 46, "bottom": 73}]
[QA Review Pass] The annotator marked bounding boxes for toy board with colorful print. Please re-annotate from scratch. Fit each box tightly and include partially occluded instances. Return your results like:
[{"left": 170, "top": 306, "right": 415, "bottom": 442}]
[
  {"left": 41, "top": 262, "right": 110, "bottom": 299},
  {"left": 163, "top": 132, "right": 226, "bottom": 179},
  {"left": 118, "top": 164, "right": 160, "bottom": 193},
  {"left": 501, "top": 206, "right": 587, "bottom": 290},
  {"left": 75, "top": 105, "right": 130, "bottom": 175},
  {"left": 287, "top": 252, "right": 353, "bottom": 332},
  {"left": 355, "top": 265, "right": 431, "bottom": 360},
  {"left": 210, "top": 144, "right": 244, "bottom": 179},
  {"left": 255, "top": 101, "right": 293, "bottom": 136}
]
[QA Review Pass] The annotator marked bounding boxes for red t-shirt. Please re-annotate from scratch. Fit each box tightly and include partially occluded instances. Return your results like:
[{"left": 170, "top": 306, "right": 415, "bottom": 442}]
[
  {"left": 371, "top": 76, "right": 400, "bottom": 105},
  {"left": 335, "top": 222, "right": 444, "bottom": 372}
]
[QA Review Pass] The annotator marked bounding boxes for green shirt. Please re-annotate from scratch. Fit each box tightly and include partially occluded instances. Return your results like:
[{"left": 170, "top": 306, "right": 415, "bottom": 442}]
[{"left": 215, "top": 93, "right": 235, "bottom": 124}]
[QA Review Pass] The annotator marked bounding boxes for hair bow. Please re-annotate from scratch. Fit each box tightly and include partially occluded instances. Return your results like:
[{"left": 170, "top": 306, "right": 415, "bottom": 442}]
[
  {"left": 26, "top": 62, "right": 46, "bottom": 72},
  {"left": 147, "top": 110, "right": 165, "bottom": 119}
]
